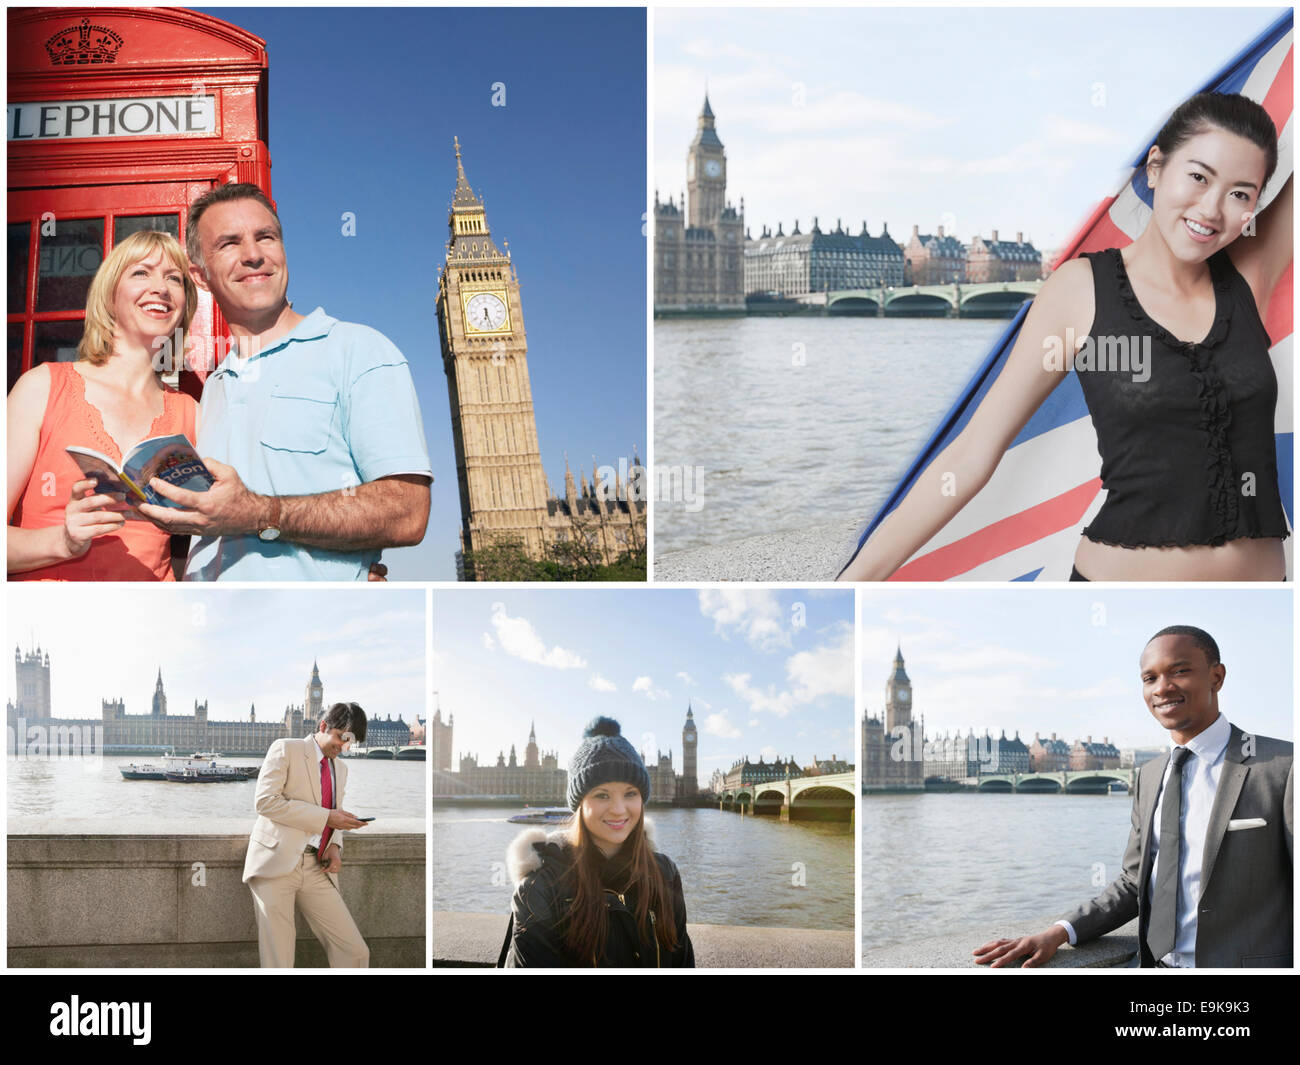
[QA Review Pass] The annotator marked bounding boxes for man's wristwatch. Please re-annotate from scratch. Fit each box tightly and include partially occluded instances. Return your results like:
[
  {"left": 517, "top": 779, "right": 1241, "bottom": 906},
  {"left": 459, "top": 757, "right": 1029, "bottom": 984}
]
[{"left": 258, "top": 496, "right": 282, "bottom": 542}]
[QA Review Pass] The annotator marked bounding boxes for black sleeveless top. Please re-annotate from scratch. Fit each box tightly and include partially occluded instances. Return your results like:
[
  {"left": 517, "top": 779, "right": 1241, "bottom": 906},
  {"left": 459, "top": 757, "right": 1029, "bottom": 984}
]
[{"left": 1076, "top": 247, "right": 1289, "bottom": 548}]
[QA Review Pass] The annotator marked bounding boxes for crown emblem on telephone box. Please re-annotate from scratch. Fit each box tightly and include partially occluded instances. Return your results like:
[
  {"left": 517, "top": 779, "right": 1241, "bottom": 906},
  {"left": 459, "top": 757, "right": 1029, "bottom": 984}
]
[{"left": 44, "top": 17, "right": 125, "bottom": 65}]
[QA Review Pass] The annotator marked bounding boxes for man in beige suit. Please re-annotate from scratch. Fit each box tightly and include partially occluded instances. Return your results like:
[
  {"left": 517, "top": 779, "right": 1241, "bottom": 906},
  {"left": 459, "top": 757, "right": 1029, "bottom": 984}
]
[{"left": 243, "top": 702, "right": 371, "bottom": 967}]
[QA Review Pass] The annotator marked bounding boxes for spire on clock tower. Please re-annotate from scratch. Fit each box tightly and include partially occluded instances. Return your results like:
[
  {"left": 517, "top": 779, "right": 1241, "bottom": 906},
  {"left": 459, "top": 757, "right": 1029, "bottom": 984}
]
[
  {"left": 885, "top": 645, "right": 912, "bottom": 732},
  {"left": 687, "top": 91, "right": 727, "bottom": 228},
  {"left": 152, "top": 668, "right": 167, "bottom": 717},
  {"left": 447, "top": 139, "right": 504, "bottom": 261}
]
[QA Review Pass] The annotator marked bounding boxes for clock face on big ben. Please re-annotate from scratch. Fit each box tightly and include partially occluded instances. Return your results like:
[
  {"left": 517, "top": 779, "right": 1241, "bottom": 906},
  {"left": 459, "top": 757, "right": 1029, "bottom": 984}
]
[
  {"left": 463, "top": 291, "right": 510, "bottom": 333},
  {"left": 897, "top": 688, "right": 910, "bottom": 703},
  {"left": 704, "top": 159, "right": 722, "bottom": 178}
]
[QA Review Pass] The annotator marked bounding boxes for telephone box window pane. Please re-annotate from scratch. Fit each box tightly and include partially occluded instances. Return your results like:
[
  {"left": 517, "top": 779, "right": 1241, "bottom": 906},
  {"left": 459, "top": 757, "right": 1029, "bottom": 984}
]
[
  {"left": 9, "top": 223, "right": 31, "bottom": 313},
  {"left": 36, "top": 218, "right": 104, "bottom": 313},
  {"left": 114, "top": 214, "right": 180, "bottom": 243},
  {"left": 8, "top": 323, "right": 25, "bottom": 394},
  {"left": 33, "top": 320, "right": 84, "bottom": 368}
]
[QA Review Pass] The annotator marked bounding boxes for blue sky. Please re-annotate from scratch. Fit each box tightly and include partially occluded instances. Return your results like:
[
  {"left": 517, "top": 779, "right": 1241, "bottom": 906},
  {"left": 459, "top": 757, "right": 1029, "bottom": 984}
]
[
  {"left": 6, "top": 585, "right": 426, "bottom": 726},
  {"left": 433, "top": 588, "right": 854, "bottom": 779},
  {"left": 859, "top": 586, "right": 1293, "bottom": 750},
  {"left": 198, "top": 7, "right": 647, "bottom": 579},
  {"left": 657, "top": 7, "right": 1288, "bottom": 257}
]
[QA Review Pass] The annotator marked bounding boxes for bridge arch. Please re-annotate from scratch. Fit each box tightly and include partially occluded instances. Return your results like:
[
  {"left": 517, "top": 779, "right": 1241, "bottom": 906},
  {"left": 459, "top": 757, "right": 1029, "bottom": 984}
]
[
  {"left": 788, "top": 783, "right": 855, "bottom": 822},
  {"left": 1017, "top": 777, "right": 1062, "bottom": 794},
  {"left": 827, "top": 295, "right": 881, "bottom": 316},
  {"left": 885, "top": 291, "right": 953, "bottom": 317},
  {"left": 1064, "top": 774, "right": 1126, "bottom": 795},
  {"left": 959, "top": 289, "right": 1034, "bottom": 317}
]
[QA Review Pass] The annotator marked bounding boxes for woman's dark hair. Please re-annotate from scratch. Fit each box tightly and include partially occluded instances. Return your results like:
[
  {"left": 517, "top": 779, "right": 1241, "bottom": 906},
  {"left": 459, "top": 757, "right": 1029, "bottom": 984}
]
[
  {"left": 322, "top": 701, "right": 367, "bottom": 744},
  {"left": 560, "top": 806, "right": 678, "bottom": 964},
  {"left": 1151, "top": 92, "right": 1279, "bottom": 192}
]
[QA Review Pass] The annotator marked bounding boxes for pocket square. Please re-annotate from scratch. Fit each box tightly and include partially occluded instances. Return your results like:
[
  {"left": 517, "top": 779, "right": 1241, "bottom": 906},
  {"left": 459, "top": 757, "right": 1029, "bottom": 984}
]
[{"left": 1227, "top": 818, "right": 1267, "bottom": 831}]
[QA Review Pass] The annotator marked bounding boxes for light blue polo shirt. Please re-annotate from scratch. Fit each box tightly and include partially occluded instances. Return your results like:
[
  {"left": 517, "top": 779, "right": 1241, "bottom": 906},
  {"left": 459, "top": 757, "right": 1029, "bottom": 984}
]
[{"left": 184, "top": 307, "right": 432, "bottom": 581}]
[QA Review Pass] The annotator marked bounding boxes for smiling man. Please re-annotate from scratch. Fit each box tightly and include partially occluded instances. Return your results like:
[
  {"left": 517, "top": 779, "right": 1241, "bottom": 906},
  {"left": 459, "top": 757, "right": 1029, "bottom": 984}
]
[
  {"left": 139, "top": 183, "right": 432, "bottom": 580},
  {"left": 973, "top": 625, "right": 1293, "bottom": 969},
  {"left": 243, "top": 703, "right": 372, "bottom": 967}
]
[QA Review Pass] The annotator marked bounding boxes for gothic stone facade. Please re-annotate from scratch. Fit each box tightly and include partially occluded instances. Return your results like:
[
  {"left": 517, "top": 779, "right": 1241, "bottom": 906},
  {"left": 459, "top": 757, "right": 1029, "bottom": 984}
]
[
  {"left": 861, "top": 647, "right": 925, "bottom": 791},
  {"left": 654, "top": 96, "right": 745, "bottom": 315},
  {"left": 4, "top": 652, "right": 377, "bottom": 756}
]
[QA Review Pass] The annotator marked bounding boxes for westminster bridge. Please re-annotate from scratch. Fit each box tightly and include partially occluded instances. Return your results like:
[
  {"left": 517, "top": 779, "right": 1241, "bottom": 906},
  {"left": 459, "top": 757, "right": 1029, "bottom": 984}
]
[
  {"left": 956, "top": 767, "right": 1136, "bottom": 794},
  {"left": 752, "top": 279, "right": 1044, "bottom": 318},
  {"left": 717, "top": 771, "right": 856, "bottom": 822}
]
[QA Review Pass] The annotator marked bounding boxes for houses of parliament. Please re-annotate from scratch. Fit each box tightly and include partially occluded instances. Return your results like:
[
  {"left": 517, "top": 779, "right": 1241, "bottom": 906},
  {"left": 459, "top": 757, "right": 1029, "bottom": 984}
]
[
  {"left": 6, "top": 645, "right": 410, "bottom": 755},
  {"left": 437, "top": 140, "right": 646, "bottom": 578},
  {"left": 431, "top": 706, "right": 701, "bottom": 806}
]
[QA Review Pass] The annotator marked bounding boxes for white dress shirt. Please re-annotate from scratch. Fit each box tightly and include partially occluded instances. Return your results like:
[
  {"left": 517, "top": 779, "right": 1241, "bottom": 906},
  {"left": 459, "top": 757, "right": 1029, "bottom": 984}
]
[
  {"left": 1056, "top": 712, "right": 1231, "bottom": 967},
  {"left": 1145, "top": 712, "right": 1230, "bottom": 966},
  {"left": 306, "top": 734, "right": 338, "bottom": 851}
]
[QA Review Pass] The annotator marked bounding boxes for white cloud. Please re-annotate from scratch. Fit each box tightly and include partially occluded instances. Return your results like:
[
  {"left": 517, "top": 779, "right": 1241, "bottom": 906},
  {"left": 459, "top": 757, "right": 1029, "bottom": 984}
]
[
  {"left": 588, "top": 673, "right": 616, "bottom": 693},
  {"left": 702, "top": 711, "right": 742, "bottom": 739},
  {"left": 759, "top": 745, "right": 780, "bottom": 761},
  {"left": 676, "top": 671, "right": 696, "bottom": 686},
  {"left": 698, "top": 588, "right": 789, "bottom": 651},
  {"left": 726, "top": 624, "right": 854, "bottom": 718},
  {"left": 489, "top": 602, "right": 586, "bottom": 670},
  {"left": 788, "top": 624, "right": 855, "bottom": 702},
  {"left": 633, "top": 675, "right": 672, "bottom": 701},
  {"left": 726, "top": 672, "right": 795, "bottom": 716},
  {"left": 481, "top": 633, "right": 495, "bottom": 651}
]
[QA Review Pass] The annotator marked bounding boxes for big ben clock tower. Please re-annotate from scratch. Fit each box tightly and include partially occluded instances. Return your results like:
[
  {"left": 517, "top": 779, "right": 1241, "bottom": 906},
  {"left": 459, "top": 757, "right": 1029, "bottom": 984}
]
[
  {"left": 438, "top": 139, "right": 552, "bottom": 573},
  {"left": 305, "top": 660, "right": 323, "bottom": 722},
  {"left": 682, "top": 704, "right": 698, "bottom": 797},
  {"left": 884, "top": 645, "right": 912, "bottom": 733},
  {"left": 686, "top": 94, "right": 726, "bottom": 227}
]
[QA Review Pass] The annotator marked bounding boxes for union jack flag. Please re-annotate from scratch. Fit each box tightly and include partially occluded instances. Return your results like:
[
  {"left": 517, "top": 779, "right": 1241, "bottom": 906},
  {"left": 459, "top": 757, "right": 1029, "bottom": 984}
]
[{"left": 846, "top": 10, "right": 1293, "bottom": 581}]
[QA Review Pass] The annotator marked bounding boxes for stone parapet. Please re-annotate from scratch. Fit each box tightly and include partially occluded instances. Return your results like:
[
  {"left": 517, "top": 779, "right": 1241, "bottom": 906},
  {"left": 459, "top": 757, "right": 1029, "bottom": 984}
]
[
  {"left": 433, "top": 911, "right": 854, "bottom": 968},
  {"left": 8, "top": 818, "right": 425, "bottom": 968}
]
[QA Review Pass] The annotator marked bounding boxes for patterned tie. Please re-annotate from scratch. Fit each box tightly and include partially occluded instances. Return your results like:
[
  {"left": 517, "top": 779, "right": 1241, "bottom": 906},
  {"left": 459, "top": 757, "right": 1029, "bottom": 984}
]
[
  {"left": 1148, "top": 746, "right": 1191, "bottom": 962},
  {"left": 319, "top": 756, "right": 334, "bottom": 855}
]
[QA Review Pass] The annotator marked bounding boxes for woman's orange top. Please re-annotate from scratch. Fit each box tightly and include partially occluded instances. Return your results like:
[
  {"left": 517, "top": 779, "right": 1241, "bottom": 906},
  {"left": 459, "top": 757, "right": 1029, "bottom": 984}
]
[{"left": 10, "top": 361, "right": 198, "bottom": 581}]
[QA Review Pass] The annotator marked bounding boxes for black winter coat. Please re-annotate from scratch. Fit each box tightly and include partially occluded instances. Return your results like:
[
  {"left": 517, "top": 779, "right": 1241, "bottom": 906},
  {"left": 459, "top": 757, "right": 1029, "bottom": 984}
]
[{"left": 499, "top": 830, "right": 695, "bottom": 968}]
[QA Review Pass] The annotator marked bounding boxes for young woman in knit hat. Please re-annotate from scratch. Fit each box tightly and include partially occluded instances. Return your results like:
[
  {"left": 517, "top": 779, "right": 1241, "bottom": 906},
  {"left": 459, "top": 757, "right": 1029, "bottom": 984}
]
[{"left": 498, "top": 716, "right": 695, "bottom": 967}]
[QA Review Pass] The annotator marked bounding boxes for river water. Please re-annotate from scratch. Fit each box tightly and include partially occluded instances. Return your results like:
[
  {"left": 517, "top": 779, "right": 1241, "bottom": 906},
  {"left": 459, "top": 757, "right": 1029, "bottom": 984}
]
[
  {"left": 654, "top": 316, "right": 1001, "bottom": 554},
  {"left": 861, "top": 792, "right": 1134, "bottom": 951},
  {"left": 7, "top": 753, "right": 427, "bottom": 822},
  {"left": 432, "top": 804, "right": 854, "bottom": 931}
]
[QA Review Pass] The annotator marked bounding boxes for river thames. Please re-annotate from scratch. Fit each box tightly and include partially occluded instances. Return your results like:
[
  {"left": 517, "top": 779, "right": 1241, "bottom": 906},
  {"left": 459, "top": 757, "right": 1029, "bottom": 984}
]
[
  {"left": 654, "top": 315, "right": 1003, "bottom": 557},
  {"left": 433, "top": 804, "right": 854, "bottom": 931},
  {"left": 861, "top": 792, "right": 1134, "bottom": 951},
  {"left": 7, "top": 753, "right": 427, "bottom": 823}
]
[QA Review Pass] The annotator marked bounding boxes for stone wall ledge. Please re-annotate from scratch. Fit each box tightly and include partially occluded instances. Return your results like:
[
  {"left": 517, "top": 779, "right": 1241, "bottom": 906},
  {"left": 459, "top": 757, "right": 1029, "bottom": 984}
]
[
  {"left": 434, "top": 910, "right": 854, "bottom": 968},
  {"left": 861, "top": 915, "right": 1140, "bottom": 969},
  {"left": 9, "top": 826, "right": 425, "bottom": 968}
]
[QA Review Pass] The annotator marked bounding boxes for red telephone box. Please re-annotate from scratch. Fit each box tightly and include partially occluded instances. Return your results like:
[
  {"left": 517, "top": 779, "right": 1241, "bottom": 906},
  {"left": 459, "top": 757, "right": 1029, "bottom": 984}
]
[{"left": 7, "top": 7, "right": 271, "bottom": 395}]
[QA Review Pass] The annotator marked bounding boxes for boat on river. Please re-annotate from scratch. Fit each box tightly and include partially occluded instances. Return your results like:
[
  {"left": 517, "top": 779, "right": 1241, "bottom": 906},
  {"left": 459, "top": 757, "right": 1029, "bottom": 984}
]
[
  {"left": 507, "top": 806, "right": 572, "bottom": 825},
  {"left": 121, "top": 751, "right": 257, "bottom": 783}
]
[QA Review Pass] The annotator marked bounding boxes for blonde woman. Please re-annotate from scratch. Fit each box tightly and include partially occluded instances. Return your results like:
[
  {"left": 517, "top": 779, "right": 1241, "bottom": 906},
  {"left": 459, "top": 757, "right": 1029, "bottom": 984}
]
[{"left": 8, "top": 229, "right": 198, "bottom": 579}]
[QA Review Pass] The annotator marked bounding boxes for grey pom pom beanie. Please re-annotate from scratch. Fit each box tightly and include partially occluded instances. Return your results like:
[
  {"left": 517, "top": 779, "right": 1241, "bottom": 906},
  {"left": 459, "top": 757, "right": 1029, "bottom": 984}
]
[{"left": 567, "top": 716, "right": 650, "bottom": 810}]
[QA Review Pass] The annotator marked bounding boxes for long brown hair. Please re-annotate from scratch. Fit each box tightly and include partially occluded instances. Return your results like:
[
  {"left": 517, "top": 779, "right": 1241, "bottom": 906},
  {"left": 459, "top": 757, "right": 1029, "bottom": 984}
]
[{"left": 560, "top": 804, "right": 679, "bottom": 965}]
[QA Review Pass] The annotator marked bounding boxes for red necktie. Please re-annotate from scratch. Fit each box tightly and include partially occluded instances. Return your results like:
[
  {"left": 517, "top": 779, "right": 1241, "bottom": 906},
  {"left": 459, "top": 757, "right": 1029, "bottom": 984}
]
[{"left": 319, "top": 756, "right": 334, "bottom": 854}]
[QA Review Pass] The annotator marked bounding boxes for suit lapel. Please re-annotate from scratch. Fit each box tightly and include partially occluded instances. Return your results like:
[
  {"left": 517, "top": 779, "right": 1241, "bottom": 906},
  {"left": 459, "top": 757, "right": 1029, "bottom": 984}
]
[
  {"left": 1200, "top": 723, "right": 1249, "bottom": 892},
  {"left": 1136, "top": 753, "right": 1167, "bottom": 897},
  {"left": 305, "top": 738, "right": 323, "bottom": 805}
]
